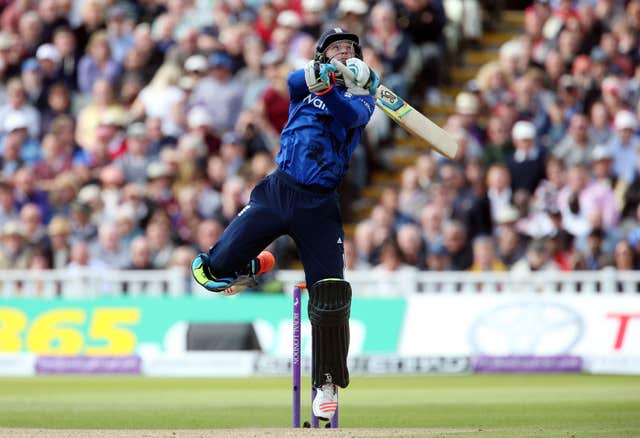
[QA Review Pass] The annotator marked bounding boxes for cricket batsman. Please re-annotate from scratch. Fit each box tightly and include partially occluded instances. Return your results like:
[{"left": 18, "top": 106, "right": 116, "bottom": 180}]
[{"left": 191, "top": 28, "right": 379, "bottom": 421}]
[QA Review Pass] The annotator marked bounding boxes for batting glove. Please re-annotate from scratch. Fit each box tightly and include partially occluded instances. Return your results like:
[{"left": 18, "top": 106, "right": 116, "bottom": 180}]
[
  {"left": 304, "top": 60, "right": 337, "bottom": 94},
  {"left": 344, "top": 58, "right": 379, "bottom": 96}
]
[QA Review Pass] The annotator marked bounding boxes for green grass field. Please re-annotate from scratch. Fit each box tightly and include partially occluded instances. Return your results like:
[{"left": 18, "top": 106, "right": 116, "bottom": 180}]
[{"left": 1, "top": 374, "right": 639, "bottom": 437}]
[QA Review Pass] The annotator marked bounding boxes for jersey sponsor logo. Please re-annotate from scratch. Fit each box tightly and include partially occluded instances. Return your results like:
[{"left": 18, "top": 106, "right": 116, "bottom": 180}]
[{"left": 303, "top": 94, "right": 327, "bottom": 111}]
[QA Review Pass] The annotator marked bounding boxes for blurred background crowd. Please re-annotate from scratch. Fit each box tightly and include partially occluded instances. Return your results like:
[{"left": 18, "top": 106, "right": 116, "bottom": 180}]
[{"left": 0, "top": 0, "right": 639, "bottom": 285}]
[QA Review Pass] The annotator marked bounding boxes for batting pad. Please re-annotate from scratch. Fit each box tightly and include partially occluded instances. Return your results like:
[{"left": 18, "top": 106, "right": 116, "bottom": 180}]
[{"left": 308, "top": 278, "right": 352, "bottom": 388}]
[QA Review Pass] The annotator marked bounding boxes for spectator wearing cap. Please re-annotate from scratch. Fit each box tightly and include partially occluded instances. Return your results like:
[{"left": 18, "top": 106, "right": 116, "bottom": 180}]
[
  {"left": 77, "top": 30, "right": 121, "bottom": 95},
  {"left": 189, "top": 51, "right": 243, "bottom": 134},
  {"left": 365, "top": 3, "right": 414, "bottom": 100},
  {"left": 75, "top": 78, "right": 124, "bottom": 150},
  {"left": 335, "top": 0, "right": 369, "bottom": 38},
  {"left": 69, "top": 201, "right": 97, "bottom": 242},
  {"left": 115, "top": 123, "right": 154, "bottom": 184},
  {"left": 608, "top": 110, "right": 640, "bottom": 183},
  {"left": 146, "top": 160, "right": 178, "bottom": 216},
  {"left": 45, "top": 215, "right": 73, "bottom": 269},
  {"left": 105, "top": 5, "right": 135, "bottom": 64},
  {"left": 454, "top": 91, "right": 485, "bottom": 144},
  {"left": 185, "top": 106, "right": 221, "bottom": 155},
  {"left": 553, "top": 113, "right": 596, "bottom": 168},
  {"left": 0, "top": 112, "right": 42, "bottom": 166},
  {"left": 0, "top": 221, "right": 32, "bottom": 270},
  {"left": 130, "top": 63, "right": 185, "bottom": 138},
  {"left": 0, "top": 78, "right": 41, "bottom": 138},
  {"left": 507, "top": 120, "right": 546, "bottom": 195},
  {"left": 590, "top": 144, "right": 620, "bottom": 195},
  {"left": 36, "top": 43, "right": 64, "bottom": 91}
]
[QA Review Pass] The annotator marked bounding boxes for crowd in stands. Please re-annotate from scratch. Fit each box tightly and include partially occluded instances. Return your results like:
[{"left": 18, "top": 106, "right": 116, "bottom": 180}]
[
  {"left": 0, "top": 0, "right": 466, "bottom": 278},
  {"left": 352, "top": 0, "right": 640, "bottom": 276},
  {"left": 4, "top": 0, "right": 638, "bottom": 287}
]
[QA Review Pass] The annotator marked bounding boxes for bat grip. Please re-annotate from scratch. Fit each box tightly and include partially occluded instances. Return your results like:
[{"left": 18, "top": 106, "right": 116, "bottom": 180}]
[{"left": 330, "top": 59, "right": 356, "bottom": 82}]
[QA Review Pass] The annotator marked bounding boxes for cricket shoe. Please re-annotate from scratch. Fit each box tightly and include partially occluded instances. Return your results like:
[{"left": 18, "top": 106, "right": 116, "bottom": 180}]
[
  {"left": 312, "top": 383, "right": 338, "bottom": 421},
  {"left": 191, "top": 251, "right": 275, "bottom": 295}
]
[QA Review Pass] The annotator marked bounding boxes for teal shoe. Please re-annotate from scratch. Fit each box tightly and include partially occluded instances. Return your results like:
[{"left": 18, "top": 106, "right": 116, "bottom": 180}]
[{"left": 191, "top": 253, "right": 257, "bottom": 295}]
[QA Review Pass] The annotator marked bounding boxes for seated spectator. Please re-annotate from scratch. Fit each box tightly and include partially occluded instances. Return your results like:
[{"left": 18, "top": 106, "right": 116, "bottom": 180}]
[
  {"left": 0, "top": 78, "right": 41, "bottom": 138},
  {"left": 588, "top": 101, "right": 613, "bottom": 146},
  {"left": 469, "top": 235, "right": 507, "bottom": 272},
  {"left": 482, "top": 115, "right": 514, "bottom": 166},
  {"left": 582, "top": 227, "right": 614, "bottom": 270},
  {"left": 507, "top": 120, "right": 547, "bottom": 195},
  {"left": 125, "top": 236, "right": 155, "bottom": 270},
  {"left": 398, "top": 166, "right": 429, "bottom": 221},
  {"left": 46, "top": 216, "right": 72, "bottom": 269},
  {"left": 425, "top": 241, "right": 452, "bottom": 272},
  {"left": 0, "top": 221, "right": 32, "bottom": 270},
  {"left": 90, "top": 222, "right": 130, "bottom": 269},
  {"left": 75, "top": 78, "right": 125, "bottom": 150},
  {"left": 552, "top": 113, "right": 595, "bottom": 167},
  {"left": 130, "top": 63, "right": 185, "bottom": 138},
  {"left": 608, "top": 110, "right": 640, "bottom": 183},
  {"left": 0, "top": 113, "right": 41, "bottom": 166},
  {"left": 396, "top": 223, "right": 426, "bottom": 268},
  {"left": 14, "top": 167, "right": 51, "bottom": 223},
  {"left": 116, "top": 123, "right": 154, "bottom": 184},
  {"left": 20, "top": 203, "right": 47, "bottom": 249},
  {"left": 77, "top": 30, "right": 121, "bottom": 95},
  {"left": 442, "top": 219, "right": 473, "bottom": 270},
  {"left": 496, "top": 223, "right": 527, "bottom": 268},
  {"left": 511, "top": 238, "right": 559, "bottom": 273},
  {"left": 558, "top": 162, "right": 619, "bottom": 238}
]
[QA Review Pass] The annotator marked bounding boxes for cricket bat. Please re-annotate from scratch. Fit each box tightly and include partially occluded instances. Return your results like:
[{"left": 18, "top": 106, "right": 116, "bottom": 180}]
[{"left": 330, "top": 59, "right": 458, "bottom": 160}]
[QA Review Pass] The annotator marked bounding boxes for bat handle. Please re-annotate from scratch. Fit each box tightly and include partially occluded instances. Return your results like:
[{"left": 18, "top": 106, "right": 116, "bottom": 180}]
[{"left": 330, "top": 58, "right": 355, "bottom": 82}]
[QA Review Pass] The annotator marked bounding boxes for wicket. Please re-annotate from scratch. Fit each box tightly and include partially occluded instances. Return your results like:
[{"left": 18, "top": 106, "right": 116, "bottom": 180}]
[{"left": 292, "top": 283, "right": 339, "bottom": 428}]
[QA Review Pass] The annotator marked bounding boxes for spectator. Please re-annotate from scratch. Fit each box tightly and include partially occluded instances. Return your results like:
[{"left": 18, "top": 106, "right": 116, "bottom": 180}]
[
  {"left": 0, "top": 221, "right": 32, "bottom": 270},
  {"left": 46, "top": 215, "right": 72, "bottom": 269},
  {"left": 608, "top": 110, "right": 640, "bottom": 183},
  {"left": 90, "top": 221, "right": 130, "bottom": 269},
  {"left": 507, "top": 120, "right": 547, "bottom": 195},
  {"left": 0, "top": 78, "right": 41, "bottom": 139},
  {"left": 189, "top": 51, "right": 244, "bottom": 134},
  {"left": 511, "top": 238, "right": 559, "bottom": 273},
  {"left": 77, "top": 30, "right": 121, "bottom": 94},
  {"left": 130, "top": 62, "right": 185, "bottom": 138},
  {"left": 442, "top": 219, "right": 473, "bottom": 270},
  {"left": 469, "top": 235, "right": 507, "bottom": 272},
  {"left": 553, "top": 113, "right": 595, "bottom": 167}
]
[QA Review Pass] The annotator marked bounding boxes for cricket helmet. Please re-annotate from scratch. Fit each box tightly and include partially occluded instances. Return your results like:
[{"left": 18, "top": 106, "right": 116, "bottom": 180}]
[{"left": 314, "top": 27, "right": 362, "bottom": 63}]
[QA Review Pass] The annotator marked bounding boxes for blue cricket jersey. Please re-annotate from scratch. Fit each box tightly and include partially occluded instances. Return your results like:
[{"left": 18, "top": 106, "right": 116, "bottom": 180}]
[{"left": 276, "top": 68, "right": 375, "bottom": 189}]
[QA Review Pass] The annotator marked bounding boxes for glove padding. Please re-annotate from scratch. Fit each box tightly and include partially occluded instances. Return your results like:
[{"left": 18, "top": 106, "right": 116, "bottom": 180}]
[
  {"left": 344, "top": 58, "right": 380, "bottom": 96},
  {"left": 304, "top": 60, "right": 337, "bottom": 94}
]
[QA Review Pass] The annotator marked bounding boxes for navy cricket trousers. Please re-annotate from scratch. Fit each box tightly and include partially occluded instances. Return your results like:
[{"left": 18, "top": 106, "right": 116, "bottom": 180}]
[{"left": 207, "top": 168, "right": 345, "bottom": 287}]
